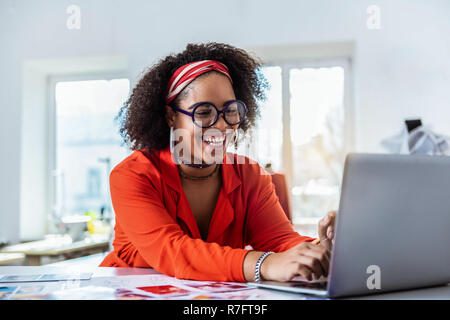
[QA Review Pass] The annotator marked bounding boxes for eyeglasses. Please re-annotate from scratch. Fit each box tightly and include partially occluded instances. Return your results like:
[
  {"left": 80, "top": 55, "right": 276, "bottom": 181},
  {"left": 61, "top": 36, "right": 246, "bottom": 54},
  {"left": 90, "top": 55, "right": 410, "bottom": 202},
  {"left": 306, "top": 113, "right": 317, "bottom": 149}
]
[{"left": 171, "top": 99, "right": 248, "bottom": 128}]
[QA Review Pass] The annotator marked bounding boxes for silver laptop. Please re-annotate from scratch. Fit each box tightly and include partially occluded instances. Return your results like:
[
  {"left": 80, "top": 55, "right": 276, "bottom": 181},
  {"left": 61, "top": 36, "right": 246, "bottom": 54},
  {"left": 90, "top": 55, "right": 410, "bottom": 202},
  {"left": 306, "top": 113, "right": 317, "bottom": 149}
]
[{"left": 250, "top": 153, "right": 450, "bottom": 298}]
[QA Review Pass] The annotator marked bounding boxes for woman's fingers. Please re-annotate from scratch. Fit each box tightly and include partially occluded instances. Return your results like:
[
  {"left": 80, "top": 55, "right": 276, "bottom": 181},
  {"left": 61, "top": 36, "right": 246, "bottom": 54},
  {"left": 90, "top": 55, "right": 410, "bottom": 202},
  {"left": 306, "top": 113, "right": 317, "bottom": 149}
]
[
  {"left": 298, "top": 243, "right": 330, "bottom": 275},
  {"left": 318, "top": 211, "right": 336, "bottom": 251},
  {"left": 302, "top": 241, "right": 332, "bottom": 260},
  {"left": 326, "top": 216, "right": 335, "bottom": 239},
  {"left": 295, "top": 253, "right": 327, "bottom": 279},
  {"left": 307, "top": 248, "right": 330, "bottom": 275},
  {"left": 327, "top": 225, "right": 334, "bottom": 239},
  {"left": 318, "top": 216, "right": 328, "bottom": 240},
  {"left": 293, "top": 242, "right": 331, "bottom": 277},
  {"left": 297, "top": 265, "right": 313, "bottom": 281},
  {"left": 319, "top": 211, "right": 336, "bottom": 238},
  {"left": 280, "top": 242, "right": 331, "bottom": 282}
]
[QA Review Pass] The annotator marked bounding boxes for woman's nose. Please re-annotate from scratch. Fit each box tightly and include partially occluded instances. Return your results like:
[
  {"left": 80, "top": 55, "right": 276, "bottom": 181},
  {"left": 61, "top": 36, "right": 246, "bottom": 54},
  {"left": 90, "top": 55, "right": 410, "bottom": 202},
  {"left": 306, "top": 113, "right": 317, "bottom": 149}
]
[{"left": 213, "top": 112, "right": 229, "bottom": 131}]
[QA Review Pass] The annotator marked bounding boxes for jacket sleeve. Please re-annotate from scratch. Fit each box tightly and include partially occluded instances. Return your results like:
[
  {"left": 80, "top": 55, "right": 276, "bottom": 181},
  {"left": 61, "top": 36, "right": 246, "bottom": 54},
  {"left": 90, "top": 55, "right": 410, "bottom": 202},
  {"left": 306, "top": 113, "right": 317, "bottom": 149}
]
[
  {"left": 109, "top": 167, "right": 249, "bottom": 282},
  {"left": 245, "top": 167, "right": 317, "bottom": 252}
]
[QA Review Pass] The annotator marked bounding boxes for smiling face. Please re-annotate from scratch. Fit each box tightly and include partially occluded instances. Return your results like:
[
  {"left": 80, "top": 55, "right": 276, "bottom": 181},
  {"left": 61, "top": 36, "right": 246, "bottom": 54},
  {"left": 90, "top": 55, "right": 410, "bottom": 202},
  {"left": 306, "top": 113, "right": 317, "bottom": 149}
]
[{"left": 166, "top": 71, "right": 239, "bottom": 165}]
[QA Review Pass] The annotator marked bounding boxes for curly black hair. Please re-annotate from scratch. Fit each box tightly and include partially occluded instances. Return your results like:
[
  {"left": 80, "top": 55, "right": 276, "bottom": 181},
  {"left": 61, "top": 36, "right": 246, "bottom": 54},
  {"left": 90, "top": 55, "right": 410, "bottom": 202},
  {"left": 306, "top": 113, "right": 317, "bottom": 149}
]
[{"left": 116, "top": 42, "right": 268, "bottom": 152}]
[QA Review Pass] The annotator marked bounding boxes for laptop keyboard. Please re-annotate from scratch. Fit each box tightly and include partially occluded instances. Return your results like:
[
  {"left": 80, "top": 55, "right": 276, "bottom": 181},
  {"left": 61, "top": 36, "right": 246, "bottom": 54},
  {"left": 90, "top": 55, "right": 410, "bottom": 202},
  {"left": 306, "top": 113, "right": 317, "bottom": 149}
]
[{"left": 290, "top": 279, "right": 328, "bottom": 290}]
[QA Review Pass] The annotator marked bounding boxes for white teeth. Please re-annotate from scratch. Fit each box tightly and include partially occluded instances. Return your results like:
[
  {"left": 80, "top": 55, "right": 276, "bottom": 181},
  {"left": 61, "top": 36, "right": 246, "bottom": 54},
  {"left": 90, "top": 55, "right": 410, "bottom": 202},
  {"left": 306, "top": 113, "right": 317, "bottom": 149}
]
[{"left": 203, "top": 136, "right": 225, "bottom": 143}]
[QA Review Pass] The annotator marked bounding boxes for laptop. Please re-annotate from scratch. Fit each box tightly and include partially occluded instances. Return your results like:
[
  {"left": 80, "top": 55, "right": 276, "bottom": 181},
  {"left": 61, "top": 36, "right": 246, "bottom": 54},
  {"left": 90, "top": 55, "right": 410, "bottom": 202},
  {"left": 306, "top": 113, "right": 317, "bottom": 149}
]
[{"left": 250, "top": 153, "right": 450, "bottom": 298}]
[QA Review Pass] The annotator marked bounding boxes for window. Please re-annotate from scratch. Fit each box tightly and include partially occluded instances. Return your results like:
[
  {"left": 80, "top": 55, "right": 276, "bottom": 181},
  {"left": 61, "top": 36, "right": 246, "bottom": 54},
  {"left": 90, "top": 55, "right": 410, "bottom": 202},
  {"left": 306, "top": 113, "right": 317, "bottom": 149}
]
[
  {"left": 235, "top": 66, "right": 283, "bottom": 171},
  {"left": 289, "top": 65, "right": 347, "bottom": 225},
  {"left": 50, "top": 78, "right": 130, "bottom": 224},
  {"left": 241, "top": 60, "right": 351, "bottom": 236}
]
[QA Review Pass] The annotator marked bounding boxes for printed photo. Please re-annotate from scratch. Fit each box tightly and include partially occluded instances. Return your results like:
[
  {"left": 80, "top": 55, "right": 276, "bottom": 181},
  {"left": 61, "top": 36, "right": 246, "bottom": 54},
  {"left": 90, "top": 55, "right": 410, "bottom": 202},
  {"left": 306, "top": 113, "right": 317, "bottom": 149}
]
[
  {"left": 136, "top": 285, "right": 190, "bottom": 296},
  {"left": 114, "top": 288, "right": 155, "bottom": 300},
  {"left": 183, "top": 281, "right": 249, "bottom": 292}
]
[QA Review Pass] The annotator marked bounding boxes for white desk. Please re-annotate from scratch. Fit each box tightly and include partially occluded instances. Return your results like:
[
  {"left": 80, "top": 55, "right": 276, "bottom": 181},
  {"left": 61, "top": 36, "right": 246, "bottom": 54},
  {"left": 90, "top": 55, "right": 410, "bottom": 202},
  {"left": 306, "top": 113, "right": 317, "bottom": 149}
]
[{"left": 1, "top": 262, "right": 449, "bottom": 300}]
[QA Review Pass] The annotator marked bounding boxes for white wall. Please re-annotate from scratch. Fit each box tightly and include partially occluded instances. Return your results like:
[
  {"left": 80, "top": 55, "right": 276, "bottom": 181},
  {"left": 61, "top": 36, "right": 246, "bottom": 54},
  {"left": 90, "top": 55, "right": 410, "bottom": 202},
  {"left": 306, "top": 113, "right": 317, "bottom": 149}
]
[{"left": 1, "top": 0, "right": 450, "bottom": 243}]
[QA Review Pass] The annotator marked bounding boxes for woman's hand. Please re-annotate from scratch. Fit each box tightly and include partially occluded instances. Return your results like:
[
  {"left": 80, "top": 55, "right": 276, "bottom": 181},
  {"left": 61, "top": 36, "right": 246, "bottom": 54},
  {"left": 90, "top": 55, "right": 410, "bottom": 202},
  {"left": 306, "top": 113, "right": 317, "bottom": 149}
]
[
  {"left": 318, "top": 211, "right": 337, "bottom": 251},
  {"left": 259, "top": 242, "right": 331, "bottom": 282}
]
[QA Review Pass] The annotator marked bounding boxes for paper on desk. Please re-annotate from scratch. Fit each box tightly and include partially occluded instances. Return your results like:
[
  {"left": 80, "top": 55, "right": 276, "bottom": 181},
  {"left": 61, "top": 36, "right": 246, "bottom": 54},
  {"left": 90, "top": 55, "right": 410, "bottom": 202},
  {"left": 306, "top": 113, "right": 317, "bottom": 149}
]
[
  {"left": 0, "top": 286, "right": 19, "bottom": 299},
  {"left": 47, "top": 286, "right": 158, "bottom": 300},
  {"left": 178, "top": 288, "right": 304, "bottom": 300},
  {"left": 6, "top": 286, "right": 277, "bottom": 301},
  {"left": 0, "top": 273, "right": 92, "bottom": 283},
  {"left": 4, "top": 286, "right": 158, "bottom": 300},
  {"left": 84, "top": 274, "right": 319, "bottom": 300},
  {"left": 2, "top": 274, "right": 319, "bottom": 300},
  {"left": 88, "top": 275, "right": 250, "bottom": 292},
  {"left": 86, "top": 274, "right": 254, "bottom": 299}
]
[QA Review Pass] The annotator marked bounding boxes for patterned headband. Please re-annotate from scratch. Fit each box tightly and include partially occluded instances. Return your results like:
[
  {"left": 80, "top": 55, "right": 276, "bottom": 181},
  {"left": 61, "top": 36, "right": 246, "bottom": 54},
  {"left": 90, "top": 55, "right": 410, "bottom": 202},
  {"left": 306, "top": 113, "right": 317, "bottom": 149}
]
[{"left": 166, "top": 60, "right": 232, "bottom": 105}]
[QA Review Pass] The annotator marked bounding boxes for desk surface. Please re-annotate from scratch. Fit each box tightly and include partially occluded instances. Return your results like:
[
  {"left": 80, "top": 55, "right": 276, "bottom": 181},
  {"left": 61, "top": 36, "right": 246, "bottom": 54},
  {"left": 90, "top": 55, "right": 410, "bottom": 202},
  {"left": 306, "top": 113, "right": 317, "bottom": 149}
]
[
  {"left": 1, "top": 265, "right": 449, "bottom": 300},
  {"left": 0, "top": 253, "right": 25, "bottom": 265},
  {"left": 0, "top": 235, "right": 110, "bottom": 256}
]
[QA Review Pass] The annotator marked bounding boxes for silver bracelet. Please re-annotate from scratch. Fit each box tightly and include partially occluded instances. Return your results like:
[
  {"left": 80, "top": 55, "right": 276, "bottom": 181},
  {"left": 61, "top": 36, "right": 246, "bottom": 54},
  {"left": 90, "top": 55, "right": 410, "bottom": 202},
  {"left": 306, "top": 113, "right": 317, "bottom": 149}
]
[{"left": 254, "top": 251, "right": 274, "bottom": 282}]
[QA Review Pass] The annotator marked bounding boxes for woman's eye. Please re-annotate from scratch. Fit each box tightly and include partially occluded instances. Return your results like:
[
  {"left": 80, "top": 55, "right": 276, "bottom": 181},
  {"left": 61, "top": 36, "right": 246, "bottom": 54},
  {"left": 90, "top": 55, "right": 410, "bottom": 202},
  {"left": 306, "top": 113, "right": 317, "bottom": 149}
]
[
  {"left": 195, "top": 110, "right": 213, "bottom": 118},
  {"left": 225, "top": 109, "right": 238, "bottom": 115}
]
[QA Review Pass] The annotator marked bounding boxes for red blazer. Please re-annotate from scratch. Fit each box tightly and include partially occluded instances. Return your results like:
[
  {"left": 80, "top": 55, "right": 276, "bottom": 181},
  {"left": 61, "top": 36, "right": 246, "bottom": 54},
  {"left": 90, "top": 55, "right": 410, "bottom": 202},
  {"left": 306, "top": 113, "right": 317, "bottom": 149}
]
[{"left": 99, "top": 147, "right": 316, "bottom": 282}]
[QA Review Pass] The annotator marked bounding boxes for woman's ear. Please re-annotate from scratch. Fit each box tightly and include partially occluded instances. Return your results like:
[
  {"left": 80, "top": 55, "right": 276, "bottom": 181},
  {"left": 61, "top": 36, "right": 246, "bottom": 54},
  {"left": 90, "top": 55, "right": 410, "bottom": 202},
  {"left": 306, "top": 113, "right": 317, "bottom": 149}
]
[{"left": 165, "top": 105, "right": 175, "bottom": 127}]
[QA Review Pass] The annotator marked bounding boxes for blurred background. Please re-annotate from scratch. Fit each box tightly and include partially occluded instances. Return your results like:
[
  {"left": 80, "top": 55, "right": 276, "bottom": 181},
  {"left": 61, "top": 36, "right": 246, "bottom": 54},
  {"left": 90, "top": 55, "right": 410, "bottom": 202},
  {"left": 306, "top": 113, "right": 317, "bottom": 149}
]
[{"left": 1, "top": 0, "right": 449, "bottom": 266}]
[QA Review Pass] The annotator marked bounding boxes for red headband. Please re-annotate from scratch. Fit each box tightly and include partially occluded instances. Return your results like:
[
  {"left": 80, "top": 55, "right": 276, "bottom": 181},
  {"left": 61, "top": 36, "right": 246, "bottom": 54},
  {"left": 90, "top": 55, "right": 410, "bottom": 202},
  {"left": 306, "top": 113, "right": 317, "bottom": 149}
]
[{"left": 166, "top": 60, "right": 232, "bottom": 104}]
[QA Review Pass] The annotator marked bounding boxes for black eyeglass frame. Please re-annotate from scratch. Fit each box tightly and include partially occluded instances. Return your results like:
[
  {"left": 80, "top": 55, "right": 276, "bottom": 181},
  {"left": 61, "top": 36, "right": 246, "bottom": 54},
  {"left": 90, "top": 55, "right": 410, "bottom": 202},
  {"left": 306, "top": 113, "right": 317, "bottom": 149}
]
[{"left": 170, "top": 99, "right": 248, "bottom": 128}]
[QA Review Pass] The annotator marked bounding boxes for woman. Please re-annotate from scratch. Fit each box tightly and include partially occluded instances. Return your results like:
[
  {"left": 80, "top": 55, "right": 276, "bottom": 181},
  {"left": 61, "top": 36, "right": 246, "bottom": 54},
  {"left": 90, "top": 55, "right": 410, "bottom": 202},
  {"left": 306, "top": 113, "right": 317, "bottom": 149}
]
[{"left": 100, "top": 42, "right": 336, "bottom": 283}]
